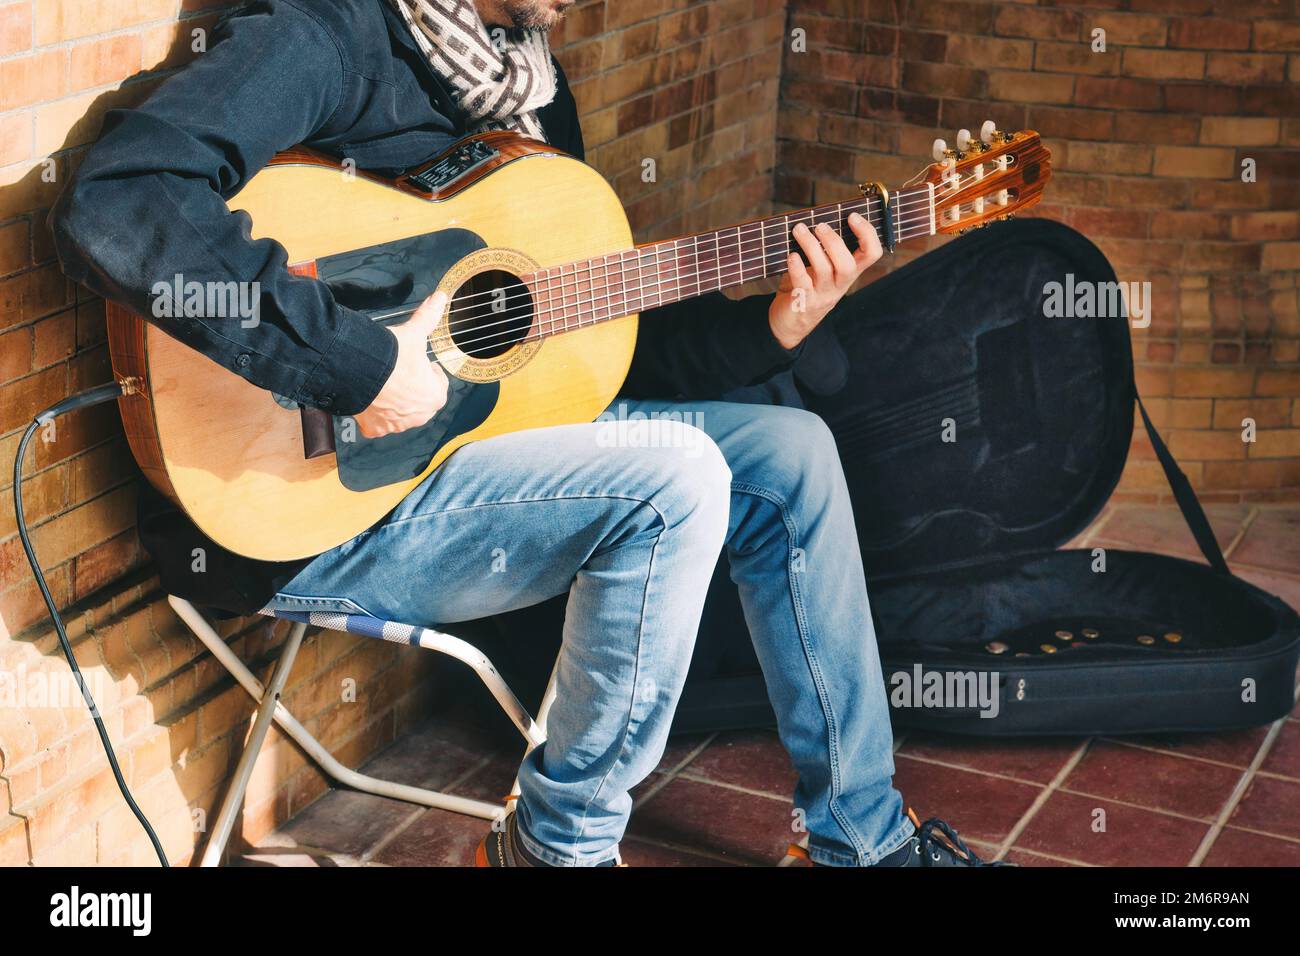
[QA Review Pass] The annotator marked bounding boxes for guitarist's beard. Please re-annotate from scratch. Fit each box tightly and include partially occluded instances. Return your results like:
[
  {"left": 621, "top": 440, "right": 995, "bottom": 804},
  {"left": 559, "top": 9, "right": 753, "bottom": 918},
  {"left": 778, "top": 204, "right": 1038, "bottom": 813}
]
[{"left": 480, "top": 0, "right": 573, "bottom": 30}]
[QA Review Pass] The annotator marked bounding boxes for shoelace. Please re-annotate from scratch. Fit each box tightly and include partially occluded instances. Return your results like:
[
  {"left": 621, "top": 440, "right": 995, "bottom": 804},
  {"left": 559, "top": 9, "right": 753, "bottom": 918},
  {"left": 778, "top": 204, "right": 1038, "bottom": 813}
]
[{"left": 916, "top": 817, "right": 1006, "bottom": 867}]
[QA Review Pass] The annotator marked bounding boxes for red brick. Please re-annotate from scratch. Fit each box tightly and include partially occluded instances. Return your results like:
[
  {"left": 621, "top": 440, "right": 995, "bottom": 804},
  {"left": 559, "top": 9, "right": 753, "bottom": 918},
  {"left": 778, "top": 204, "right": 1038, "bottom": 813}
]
[
  {"left": 1114, "top": 111, "right": 1199, "bottom": 145},
  {"left": 1153, "top": 144, "right": 1235, "bottom": 178},
  {"left": 0, "top": 1, "right": 32, "bottom": 57},
  {"left": 988, "top": 69, "right": 1075, "bottom": 104},
  {"left": 1200, "top": 117, "right": 1281, "bottom": 147},
  {"left": 1243, "top": 86, "right": 1300, "bottom": 117},
  {"left": 994, "top": 6, "right": 1082, "bottom": 41},
  {"left": 1089, "top": 12, "right": 1169, "bottom": 47},
  {"left": 69, "top": 33, "right": 143, "bottom": 92},
  {"left": 1074, "top": 76, "right": 1163, "bottom": 110},
  {"left": 1169, "top": 17, "right": 1251, "bottom": 50},
  {"left": 1252, "top": 20, "right": 1300, "bottom": 52},
  {"left": 0, "top": 50, "right": 67, "bottom": 111},
  {"left": 1164, "top": 83, "right": 1240, "bottom": 113},
  {"left": 1206, "top": 53, "right": 1287, "bottom": 84},
  {"left": 1122, "top": 48, "right": 1206, "bottom": 80},
  {"left": 1035, "top": 41, "right": 1118, "bottom": 76}
]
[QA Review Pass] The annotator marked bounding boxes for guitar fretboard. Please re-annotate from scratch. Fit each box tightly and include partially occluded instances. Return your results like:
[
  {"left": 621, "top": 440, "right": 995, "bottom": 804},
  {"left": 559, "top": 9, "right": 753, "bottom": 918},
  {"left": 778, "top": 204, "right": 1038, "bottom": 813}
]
[{"left": 526, "top": 184, "right": 936, "bottom": 338}]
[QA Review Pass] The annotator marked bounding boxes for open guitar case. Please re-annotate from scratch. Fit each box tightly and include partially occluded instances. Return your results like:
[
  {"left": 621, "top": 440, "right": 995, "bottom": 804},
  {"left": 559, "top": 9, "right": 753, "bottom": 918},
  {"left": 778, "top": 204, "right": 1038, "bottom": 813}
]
[{"left": 485, "top": 218, "right": 1298, "bottom": 737}]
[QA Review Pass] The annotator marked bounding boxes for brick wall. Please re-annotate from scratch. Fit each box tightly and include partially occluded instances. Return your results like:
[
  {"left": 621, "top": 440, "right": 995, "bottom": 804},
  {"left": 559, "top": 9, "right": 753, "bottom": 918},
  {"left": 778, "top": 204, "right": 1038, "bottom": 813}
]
[
  {"left": 777, "top": 0, "right": 1300, "bottom": 503},
  {"left": 0, "top": 0, "right": 786, "bottom": 864}
]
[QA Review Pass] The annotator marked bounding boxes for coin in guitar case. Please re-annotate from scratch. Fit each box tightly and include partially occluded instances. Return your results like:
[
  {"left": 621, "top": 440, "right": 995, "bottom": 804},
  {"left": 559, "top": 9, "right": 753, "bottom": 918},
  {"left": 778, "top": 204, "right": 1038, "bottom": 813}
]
[
  {"left": 1082, "top": 628, "right": 1100, "bottom": 639},
  {"left": 985, "top": 641, "right": 1009, "bottom": 655},
  {"left": 1039, "top": 643, "right": 1058, "bottom": 654},
  {"left": 1014, "top": 653, "right": 1031, "bottom": 657},
  {"left": 1137, "top": 634, "right": 1156, "bottom": 646},
  {"left": 1163, "top": 631, "right": 1183, "bottom": 644},
  {"left": 1054, "top": 630, "right": 1073, "bottom": 640}
]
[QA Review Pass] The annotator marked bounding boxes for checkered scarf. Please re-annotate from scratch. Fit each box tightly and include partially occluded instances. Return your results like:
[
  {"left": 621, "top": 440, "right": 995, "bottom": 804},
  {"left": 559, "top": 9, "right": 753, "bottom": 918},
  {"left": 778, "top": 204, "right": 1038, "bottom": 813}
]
[{"left": 387, "top": 0, "right": 557, "bottom": 140}]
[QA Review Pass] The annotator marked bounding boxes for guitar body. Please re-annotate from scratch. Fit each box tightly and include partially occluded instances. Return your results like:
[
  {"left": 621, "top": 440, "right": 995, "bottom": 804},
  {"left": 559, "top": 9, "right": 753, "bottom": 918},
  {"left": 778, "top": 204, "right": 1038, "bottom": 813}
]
[
  {"left": 108, "top": 123, "right": 1049, "bottom": 562},
  {"left": 107, "top": 132, "right": 638, "bottom": 561}
]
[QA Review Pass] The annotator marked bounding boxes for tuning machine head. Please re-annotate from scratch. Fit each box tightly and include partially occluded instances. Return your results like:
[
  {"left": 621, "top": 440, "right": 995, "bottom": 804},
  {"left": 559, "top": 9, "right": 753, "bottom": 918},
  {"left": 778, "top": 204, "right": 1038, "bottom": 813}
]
[{"left": 980, "top": 119, "right": 1015, "bottom": 145}]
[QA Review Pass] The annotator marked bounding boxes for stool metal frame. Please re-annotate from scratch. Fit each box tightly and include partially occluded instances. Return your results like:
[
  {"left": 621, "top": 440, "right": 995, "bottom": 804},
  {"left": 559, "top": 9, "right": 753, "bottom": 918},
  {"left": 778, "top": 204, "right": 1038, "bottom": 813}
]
[{"left": 168, "top": 595, "right": 558, "bottom": 866}]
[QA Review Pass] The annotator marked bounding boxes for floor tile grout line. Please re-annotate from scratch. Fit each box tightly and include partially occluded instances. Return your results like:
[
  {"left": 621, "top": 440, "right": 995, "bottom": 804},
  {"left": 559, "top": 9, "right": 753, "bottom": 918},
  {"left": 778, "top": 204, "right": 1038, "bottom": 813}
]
[
  {"left": 1077, "top": 504, "right": 1116, "bottom": 548},
  {"left": 359, "top": 750, "right": 503, "bottom": 863},
  {"left": 899, "top": 732, "right": 1300, "bottom": 830},
  {"left": 895, "top": 748, "right": 1084, "bottom": 790},
  {"left": 1221, "top": 505, "right": 1259, "bottom": 561},
  {"left": 671, "top": 769, "right": 793, "bottom": 803},
  {"left": 1218, "top": 821, "right": 1300, "bottom": 848},
  {"left": 966, "top": 837, "right": 1099, "bottom": 868},
  {"left": 994, "top": 737, "right": 1092, "bottom": 861},
  {"left": 1052, "top": 787, "right": 1235, "bottom": 828},
  {"left": 1223, "top": 557, "right": 1300, "bottom": 579},
  {"left": 622, "top": 833, "right": 755, "bottom": 867},
  {"left": 242, "top": 843, "right": 366, "bottom": 865},
  {"left": 1102, "top": 735, "right": 1271, "bottom": 774},
  {"left": 631, "top": 733, "right": 717, "bottom": 811},
  {"left": 1188, "top": 684, "right": 1299, "bottom": 867}
]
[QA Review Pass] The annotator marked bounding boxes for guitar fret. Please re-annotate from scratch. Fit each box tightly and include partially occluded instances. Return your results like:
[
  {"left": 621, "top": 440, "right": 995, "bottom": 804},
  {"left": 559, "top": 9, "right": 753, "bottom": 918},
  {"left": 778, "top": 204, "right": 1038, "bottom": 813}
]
[
  {"left": 565, "top": 262, "right": 578, "bottom": 332},
  {"left": 524, "top": 186, "right": 937, "bottom": 338}
]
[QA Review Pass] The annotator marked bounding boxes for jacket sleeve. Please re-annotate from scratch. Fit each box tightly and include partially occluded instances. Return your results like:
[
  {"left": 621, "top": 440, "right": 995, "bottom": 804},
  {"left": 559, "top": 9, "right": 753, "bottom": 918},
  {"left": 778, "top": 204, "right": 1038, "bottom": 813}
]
[
  {"left": 621, "top": 290, "right": 807, "bottom": 400},
  {"left": 49, "top": 0, "right": 397, "bottom": 416}
]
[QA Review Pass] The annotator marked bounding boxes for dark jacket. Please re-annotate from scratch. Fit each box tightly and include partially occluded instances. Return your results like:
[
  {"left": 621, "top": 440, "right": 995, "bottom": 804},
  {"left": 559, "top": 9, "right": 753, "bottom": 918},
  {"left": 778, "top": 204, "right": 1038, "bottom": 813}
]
[{"left": 51, "top": 0, "right": 844, "bottom": 613}]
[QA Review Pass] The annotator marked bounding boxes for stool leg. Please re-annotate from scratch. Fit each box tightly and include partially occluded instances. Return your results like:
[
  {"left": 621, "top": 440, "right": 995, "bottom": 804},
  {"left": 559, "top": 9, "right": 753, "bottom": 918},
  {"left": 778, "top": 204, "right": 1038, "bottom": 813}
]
[
  {"left": 200, "top": 621, "right": 306, "bottom": 867},
  {"left": 169, "top": 596, "right": 507, "bottom": 820},
  {"left": 510, "top": 656, "right": 561, "bottom": 801}
]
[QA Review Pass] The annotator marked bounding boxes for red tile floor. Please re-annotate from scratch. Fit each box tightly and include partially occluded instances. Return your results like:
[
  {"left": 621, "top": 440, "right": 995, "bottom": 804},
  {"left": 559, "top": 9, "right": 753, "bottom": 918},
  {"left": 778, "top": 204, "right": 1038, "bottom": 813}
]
[{"left": 242, "top": 504, "right": 1300, "bottom": 867}]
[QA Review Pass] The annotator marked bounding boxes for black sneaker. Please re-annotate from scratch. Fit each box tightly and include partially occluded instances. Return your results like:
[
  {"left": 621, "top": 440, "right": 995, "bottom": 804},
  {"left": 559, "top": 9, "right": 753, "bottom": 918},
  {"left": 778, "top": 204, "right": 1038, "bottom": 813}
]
[
  {"left": 786, "top": 808, "right": 1012, "bottom": 867},
  {"left": 898, "top": 808, "right": 1009, "bottom": 867}
]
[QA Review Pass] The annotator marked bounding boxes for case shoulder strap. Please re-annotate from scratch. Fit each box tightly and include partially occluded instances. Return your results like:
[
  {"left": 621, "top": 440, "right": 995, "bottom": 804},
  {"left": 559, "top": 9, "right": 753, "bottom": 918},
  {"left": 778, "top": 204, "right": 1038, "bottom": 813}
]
[{"left": 1136, "top": 394, "right": 1230, "bottom": 575}]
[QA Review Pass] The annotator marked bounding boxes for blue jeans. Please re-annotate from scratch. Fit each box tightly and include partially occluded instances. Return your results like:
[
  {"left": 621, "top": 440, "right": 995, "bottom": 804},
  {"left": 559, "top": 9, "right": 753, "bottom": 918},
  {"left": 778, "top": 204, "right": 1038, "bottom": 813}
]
[{"left": 266, "top": 400, "right": 912, "bottom": 866}]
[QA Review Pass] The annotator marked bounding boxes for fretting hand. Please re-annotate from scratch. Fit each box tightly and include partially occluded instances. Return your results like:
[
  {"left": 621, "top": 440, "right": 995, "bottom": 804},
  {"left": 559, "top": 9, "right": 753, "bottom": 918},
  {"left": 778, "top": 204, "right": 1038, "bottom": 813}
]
[
  {"left": 354, "top": 290, "right": 450, "bottom": 439},
  {"left": 768, "top": 212, "right": 882, "bottom": 350}
]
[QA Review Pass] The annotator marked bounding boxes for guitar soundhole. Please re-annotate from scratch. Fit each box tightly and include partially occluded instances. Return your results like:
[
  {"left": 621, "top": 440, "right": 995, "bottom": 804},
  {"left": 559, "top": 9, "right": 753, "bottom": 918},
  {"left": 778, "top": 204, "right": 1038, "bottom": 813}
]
[{"left": 448, "top": 269, "right": 534, "bottom": 358}]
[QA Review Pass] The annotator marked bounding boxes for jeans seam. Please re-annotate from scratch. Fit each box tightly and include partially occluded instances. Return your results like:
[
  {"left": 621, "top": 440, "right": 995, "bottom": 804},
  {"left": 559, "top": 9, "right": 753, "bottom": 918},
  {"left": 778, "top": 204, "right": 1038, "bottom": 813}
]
[
  {"left": 567, "top": 501, "right": 667, "bottom": 865},
  {"left": 731, "top": 480, "right": 872, "bottom": 863}
]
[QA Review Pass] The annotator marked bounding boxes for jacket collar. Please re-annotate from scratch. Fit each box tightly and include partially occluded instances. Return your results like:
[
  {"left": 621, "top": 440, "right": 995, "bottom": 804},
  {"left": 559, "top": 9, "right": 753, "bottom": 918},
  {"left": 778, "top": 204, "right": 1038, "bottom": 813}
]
[{"left": 376, "top": 0, "right": 462, "bottom": 122}]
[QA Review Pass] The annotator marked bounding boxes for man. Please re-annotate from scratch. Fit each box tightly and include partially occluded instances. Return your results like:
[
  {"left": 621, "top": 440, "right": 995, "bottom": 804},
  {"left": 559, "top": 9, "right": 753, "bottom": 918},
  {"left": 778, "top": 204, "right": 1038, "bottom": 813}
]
[{"left": 52, "top": 0, "right": 999, "bottom": 867}]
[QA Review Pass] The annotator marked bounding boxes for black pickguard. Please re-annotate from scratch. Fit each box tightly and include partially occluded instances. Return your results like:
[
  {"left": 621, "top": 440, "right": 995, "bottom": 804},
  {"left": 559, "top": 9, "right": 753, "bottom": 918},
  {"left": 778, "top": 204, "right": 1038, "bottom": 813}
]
[{"left": 316, "top": 229, "right": 500, "bottom": 492}]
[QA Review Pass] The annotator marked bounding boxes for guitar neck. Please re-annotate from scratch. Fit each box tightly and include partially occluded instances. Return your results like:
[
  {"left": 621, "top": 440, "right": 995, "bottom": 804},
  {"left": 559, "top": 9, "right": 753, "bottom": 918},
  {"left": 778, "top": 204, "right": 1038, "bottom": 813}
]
[{"left": 528, "top": 183, "right": 936, "bottom": 338}]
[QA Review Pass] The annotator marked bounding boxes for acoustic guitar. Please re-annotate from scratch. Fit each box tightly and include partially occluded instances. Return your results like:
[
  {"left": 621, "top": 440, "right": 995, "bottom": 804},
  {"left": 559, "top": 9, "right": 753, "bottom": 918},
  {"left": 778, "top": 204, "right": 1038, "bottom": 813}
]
[{"left": 106, "top": 121, "right": 1051, "bottom": 561}]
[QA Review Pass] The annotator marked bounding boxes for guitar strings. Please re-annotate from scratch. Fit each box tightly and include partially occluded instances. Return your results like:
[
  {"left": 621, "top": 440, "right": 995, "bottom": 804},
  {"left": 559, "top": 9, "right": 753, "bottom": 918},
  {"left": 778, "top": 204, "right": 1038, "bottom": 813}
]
[
  {"left": 447, "top": 212, "right": 947, "bottom": 356},
  {"left": 445, "top": 202, "right": 952, "bottom": 356},
  {"left": 355, "top": 167, "right": 1009, "bottom": 357},
  {"left": 371, "top": 167, "right": 984, "bottom": 325},
  {"left": 368, "top": 190, "right": 927, "bottom": 322},
  {"left": 431, "top": 158, "right": 1002, "bottom": 318},
  {"left": 438, "top": 195, "right": 938, "bottom": 351},
  {"left": 442, "top": 195, "right": 964, "bottom": 355}
]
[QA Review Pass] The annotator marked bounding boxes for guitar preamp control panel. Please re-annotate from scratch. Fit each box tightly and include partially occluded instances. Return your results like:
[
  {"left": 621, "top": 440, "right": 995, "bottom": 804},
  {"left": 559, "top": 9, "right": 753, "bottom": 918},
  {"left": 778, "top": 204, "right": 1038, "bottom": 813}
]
[{"left": 408, "top": 139, "right": 500, "bottom": 193}]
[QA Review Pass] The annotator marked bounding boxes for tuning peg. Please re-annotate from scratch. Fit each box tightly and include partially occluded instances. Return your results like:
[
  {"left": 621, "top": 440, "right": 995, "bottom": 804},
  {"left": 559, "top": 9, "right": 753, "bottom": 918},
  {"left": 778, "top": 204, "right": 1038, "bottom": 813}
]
[
  {"left": 955, "top": 128, "right": 972, "bottom": 152},
  {"left": 932, "top": 138, "right": 948, "bottom": 162},
  {"left": 980, "top": 119, "right": 998, "bottom": 145}
]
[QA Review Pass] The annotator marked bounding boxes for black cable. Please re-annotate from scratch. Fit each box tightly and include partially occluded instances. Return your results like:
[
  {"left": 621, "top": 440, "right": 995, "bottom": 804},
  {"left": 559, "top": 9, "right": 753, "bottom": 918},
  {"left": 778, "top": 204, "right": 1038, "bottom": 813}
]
[{"left": 13, "top": 380, "right": 169, "bottom": 867}]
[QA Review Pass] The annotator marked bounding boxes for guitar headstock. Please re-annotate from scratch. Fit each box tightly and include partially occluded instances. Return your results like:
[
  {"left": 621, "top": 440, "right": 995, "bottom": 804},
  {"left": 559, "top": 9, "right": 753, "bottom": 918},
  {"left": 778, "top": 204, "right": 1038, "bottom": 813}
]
[{"left": 920, "top": 121, "right": 1051, "bottom": 236}]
